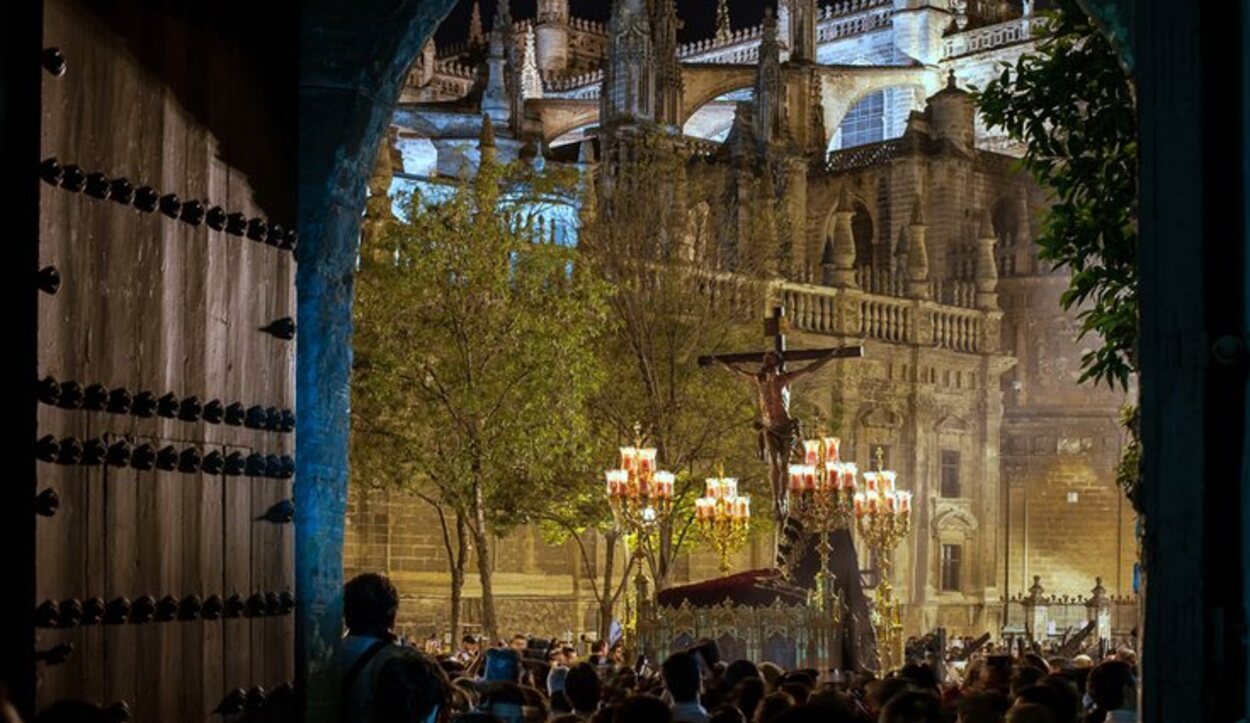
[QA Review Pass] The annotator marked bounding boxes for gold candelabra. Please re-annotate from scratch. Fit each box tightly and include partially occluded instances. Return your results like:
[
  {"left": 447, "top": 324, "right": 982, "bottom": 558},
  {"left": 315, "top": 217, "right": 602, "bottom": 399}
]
[
  {"left": 787, "top": 435, "right": 855, "bottom": 614},
  {"left": 695, "top": 465, "right": 751, "bottom": 574},
  {"left": 853, "top": 447, "right": 912, "bottom": 673},
  {"left": 605, "top": 425, "right": 675, "bottom": 538},
  {"left": 605, "top": 424, "right": 674, "bottom": 651}
]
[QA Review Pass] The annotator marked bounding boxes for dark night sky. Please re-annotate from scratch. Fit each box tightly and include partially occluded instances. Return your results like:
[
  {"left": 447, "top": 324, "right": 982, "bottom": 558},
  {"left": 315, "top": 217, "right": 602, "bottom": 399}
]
[{"left": 435, "top": 0, "right": 774, "bottom": 46}]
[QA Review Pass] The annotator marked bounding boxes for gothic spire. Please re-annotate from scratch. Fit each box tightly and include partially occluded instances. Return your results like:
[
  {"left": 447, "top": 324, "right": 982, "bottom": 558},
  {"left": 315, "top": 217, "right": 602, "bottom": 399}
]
[
  {"left": 469, "top": 1, "right": 484, "bottom": 45},
  {"left": 521, "top": 25, "right": 543, "bottom": 99},
  {"left": 788, "top": 0, "right": 818, "bottom": 62},
  {"left": 495, "top": 0, "right": 512, "bottom": 30},
  {"left": 715, "top": 0, "right": 732, "bottom": 43}
]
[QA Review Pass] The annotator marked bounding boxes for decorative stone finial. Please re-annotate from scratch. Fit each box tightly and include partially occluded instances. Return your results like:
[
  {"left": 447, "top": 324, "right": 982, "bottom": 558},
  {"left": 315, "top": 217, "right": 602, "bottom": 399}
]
[
  {"left": 979, "top": 209, "right": 995, "bottom": 239},
  {"left": 479, "top": 114, "right": 496, "bottom": 149},
  {"left": 910, "top": 198, "right": 926, "bottom": 226},
  {"left": 947, "top": 68, "right": 957, "bottom": 90}
]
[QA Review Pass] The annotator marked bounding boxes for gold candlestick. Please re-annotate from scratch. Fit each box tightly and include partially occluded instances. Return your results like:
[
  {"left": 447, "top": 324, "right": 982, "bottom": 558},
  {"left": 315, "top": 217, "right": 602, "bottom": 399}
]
[
  {"left": 854, "top": 447, "right": 912, "bottom": 673},
  {"left": 695, "top": 463, "right": 751, "bottom": 573},
  {"left": 787, "top": 434, "right": 855, "bottom": 615}
]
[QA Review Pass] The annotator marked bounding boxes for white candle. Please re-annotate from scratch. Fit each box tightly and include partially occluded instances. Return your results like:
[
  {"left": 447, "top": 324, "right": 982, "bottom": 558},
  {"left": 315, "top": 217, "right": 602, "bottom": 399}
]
[
  {"left": 804, "top": 440, "right": 821, "bottom": 466},
  {"left": 824, "top": 437, "right": 841, "bottom": 463}
]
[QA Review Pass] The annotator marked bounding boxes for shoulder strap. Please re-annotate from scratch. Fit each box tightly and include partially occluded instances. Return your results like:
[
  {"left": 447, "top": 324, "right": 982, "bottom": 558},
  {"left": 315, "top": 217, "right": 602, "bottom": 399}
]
[{"left": 343, "top": 637, "right": 394, "bottom": 695}]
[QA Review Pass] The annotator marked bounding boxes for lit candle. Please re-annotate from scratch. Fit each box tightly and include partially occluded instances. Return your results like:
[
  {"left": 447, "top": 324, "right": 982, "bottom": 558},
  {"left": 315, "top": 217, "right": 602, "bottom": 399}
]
[
  {"left": 804, "top": 439, "right": 821, "bottom": 466},
  {"left": 742, "top": 497, "right": 750, "bottom": 520},
  {"left": 654, "top": 471, "right": 674, "bottom": 499},
  {"left": 789, "top": 465, "right": 806, "bottom": 492},
  {"left": 853, "top": 492, "right": 865, "bottom": 516},
  {"left": 803, "top": 465, "right": 818, "bottom": 491},
  {"left": 863, "top": 472, "right": 878, "bottom": 494},
  {"left": 638, "top": 448, "right": 657, "bottom": 474},
  {"left": 868, "top": 493, "right": 879, "bottom": 514},
  {"left": 900, "top": 492, "right": 912, "bottom": 514},
  {"left": 620, "top": 447, "right": 637, "bottom": 473},
  {"left": 826, "top": 461, "right": 841, "bottom": 490},
  {"left": 725, "top": 478, "right": 738, "bottom": 499},
  {"left": 824, "top": 437, "right": 841, "bottom": 463},
  {"left": 885, "top": 492, "right": 897, "bottom": 512},
  {"left": 605, "top": 469, "right": 626, "bottom": 496},
  {"left": 842, "top": 464, "right": 857, "bottom": 492},
  {"left": 882, "top": 471, "right": 896, "bottom": 495}
]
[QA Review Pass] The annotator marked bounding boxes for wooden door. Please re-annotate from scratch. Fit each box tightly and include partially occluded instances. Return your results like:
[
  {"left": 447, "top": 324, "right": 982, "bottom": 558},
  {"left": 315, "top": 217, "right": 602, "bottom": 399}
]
[{"left": 34, "top": 1, "right": 297, "bottom": 719}]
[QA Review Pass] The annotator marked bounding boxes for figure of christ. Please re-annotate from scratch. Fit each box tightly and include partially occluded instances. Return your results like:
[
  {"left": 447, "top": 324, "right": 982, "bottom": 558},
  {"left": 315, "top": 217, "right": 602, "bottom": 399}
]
[{"left": 713, "top": 348, "right": 845, "bottom": 522}]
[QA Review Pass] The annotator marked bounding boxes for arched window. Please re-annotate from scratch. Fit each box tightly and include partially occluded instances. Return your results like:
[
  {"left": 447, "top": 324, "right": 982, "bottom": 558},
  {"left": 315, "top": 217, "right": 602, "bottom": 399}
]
[{"left": 837, "top": 90, "right": 885, "bottom": 149}]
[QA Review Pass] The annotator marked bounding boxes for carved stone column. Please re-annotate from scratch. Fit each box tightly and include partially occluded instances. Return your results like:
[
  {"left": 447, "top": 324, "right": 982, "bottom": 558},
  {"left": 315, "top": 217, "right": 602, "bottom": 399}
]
[{"left": 829, "top": 187, "right": 858, "bottom": 287}]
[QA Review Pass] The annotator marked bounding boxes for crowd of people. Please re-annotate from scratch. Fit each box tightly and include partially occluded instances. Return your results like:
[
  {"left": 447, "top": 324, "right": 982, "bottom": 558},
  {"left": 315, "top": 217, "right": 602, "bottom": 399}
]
[
  {"left": 0, "top": 572, "right": 1136, "bottom": 722},
  {"left": 341, "top": 573, "right": 1140, "bottom": 723}
]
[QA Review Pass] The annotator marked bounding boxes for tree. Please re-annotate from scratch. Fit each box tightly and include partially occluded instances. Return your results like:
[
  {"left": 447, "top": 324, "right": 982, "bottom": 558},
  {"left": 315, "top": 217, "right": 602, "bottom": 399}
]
[
  {"left": 976, "top": 0, "right": 1139, "bottom": 506},
  {"left": 351, "top": 144, "right": 608, "bottom": 642},
  {"left": 575, "top": 130, "right": 771, "bottom": 594}
]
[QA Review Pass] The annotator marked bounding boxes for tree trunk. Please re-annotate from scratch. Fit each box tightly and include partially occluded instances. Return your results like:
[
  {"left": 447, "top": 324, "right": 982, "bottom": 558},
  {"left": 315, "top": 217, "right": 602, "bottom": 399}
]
[
  {"left": 472, "top": 526, "right": 498, "bottom": 642},
  {"left": 598, "top": 532, "right": 618, "bottom": 642},
  {"left": 449, "top": 514, "right": 470, "bottom": 644},
  {"left": 469, "top": 471, "right": 499, "bottom": 643}
]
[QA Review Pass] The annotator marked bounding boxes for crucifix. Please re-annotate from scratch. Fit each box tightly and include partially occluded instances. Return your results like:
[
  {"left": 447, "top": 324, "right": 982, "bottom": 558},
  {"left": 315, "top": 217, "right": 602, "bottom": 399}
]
[{"left": 699, "top": 305, "right": 864, "bottom": 523}]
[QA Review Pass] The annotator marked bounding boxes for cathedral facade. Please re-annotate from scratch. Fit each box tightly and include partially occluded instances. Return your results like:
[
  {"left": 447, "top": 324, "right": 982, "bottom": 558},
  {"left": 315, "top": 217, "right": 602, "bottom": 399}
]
[{"left": 346, "top": 0, "right": 1135, "bottom": 643}]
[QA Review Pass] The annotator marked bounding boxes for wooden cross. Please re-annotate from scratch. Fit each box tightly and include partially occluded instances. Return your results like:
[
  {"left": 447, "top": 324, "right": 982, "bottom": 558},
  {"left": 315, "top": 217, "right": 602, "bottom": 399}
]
[{"left": 697, "top": 305, "right": 865, "bottom": 368}]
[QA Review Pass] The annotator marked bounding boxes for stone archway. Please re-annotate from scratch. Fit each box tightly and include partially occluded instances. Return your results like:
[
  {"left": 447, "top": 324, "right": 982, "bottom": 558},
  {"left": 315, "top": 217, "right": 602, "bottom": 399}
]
[{"left": 299, "top": 2, "right": 460, "bottom": 719}]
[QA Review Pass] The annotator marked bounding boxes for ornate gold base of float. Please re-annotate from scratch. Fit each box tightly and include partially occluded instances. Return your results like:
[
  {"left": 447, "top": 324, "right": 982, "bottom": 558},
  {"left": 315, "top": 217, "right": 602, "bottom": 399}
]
[{"left": 636, "top": 595, "right": 848, "bottom": 671}]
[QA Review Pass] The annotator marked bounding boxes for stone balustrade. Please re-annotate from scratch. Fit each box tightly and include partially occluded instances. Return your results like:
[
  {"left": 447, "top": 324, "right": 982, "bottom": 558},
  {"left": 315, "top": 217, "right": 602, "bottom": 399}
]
[
  {"left": 943, "top": 16, "right": 1046, "bottom": 59},
  {"left": 774, "top": 280, "right": 1000, "bottom": 354},
  {"left": 817, "top": 5, "right": 893, "bottom": 43}
]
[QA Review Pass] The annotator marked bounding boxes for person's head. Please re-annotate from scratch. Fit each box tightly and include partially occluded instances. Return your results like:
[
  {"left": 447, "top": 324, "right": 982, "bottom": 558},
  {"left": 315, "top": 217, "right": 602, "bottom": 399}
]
[
  {"left": 1009, "top": 666, "right": 1045, "bottom": 698},
  {"left": 724, "top": 660, "right": 761, "bottom": 690},
  {"left": 866, "top": 677, "right": 912, "bottom": 714},
  {"left": 478, "top": 682, "right": 527, "bottom": 723},
  {"left": 343, "top": 572, "right": 399, "bottom": 636},
  {"left": 897, "top": 664, "right": 938, "bottom": 693},
  {"left": 1087, "top": 660, "right": 1135, "bottom": 712},
  {"left": 662, "top": 651, "right": 703, "bottom": 705},
  {"left": 510, "top": 635, "right": 528, "bottom": 654},
  {"left": 1012, "top": 685, "right": 1068, "bottom": 723},
  {"left": 1037, "top": 676, "right": 1080, "bottom": 723},
  {"left": 563, "top": 646, "right": 578, "bottom": 663},
  {"left": 689, "top": 639, "right": 721, "bottom": 671},
  {"left": 956, "top": 691, "right": 1010, "bottom": 723},
  {"left": 566, "top": 662, "right": 603, "bottom": 714},
  {"left": 463, "top": 635, "right": 480, "bottom": 652},
  {"left": 732, "top": 677, "right": 767, "bottom": 721},
  {"left": 758, "top": 663, "right": 784, "bottom": 691},
  {"left": 1004, "top": 703, "right": 1054, "bottom": 723},
  {"left": 761, "top": 352, "right": 781, "bottom": 373},
  {"left": 484, "top": 648, "right": 523, "bottom": 683},
  {"left": 614, "top": 695, "right": 673, "bottom": 723},
  {"left": 777, "top": 683, "right": 809, "bottom": 707},
  {"left": 592, "top": 640, "right": 609, "bottom": 655},
  {"left": 878, "top": 690, "right": 944, "bottom": 723},
  {"left": 1021, "top": 654, "right": 1049, "bottom": 675},
  {"left": 752, "top": 691, "right": 794, "bottom": 723},
  {"left": 36, "top": 701, "right": 109, "bottom": 723},
  {"left": 708, "top": 705, "right": 746, "bottom": 723},
  {"left": 1070, "top": 655, "right": 1093, "bottom": 671},
  {"left": 372, "top": 648, "right": 451, "bottom": 723}
]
